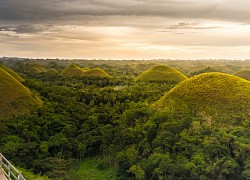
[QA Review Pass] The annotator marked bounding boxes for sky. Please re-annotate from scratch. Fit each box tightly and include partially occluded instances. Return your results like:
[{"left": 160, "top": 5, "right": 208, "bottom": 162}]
[{"left": 1, "top": 0, "right": 250, "bottom": 60}]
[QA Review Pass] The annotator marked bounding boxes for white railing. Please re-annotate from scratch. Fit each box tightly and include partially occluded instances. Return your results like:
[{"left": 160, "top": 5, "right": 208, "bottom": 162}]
[{"left": 0, "top": 153, "right": 25, "bottom": 180}]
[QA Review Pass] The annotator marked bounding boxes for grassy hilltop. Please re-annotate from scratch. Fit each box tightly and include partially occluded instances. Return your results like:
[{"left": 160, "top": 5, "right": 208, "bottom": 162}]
[
  {"left": 0, "top": 68, "right": 42, "bottom": 118},
  {"left": 135, "top": 65, "right": 187, "bottom": 82},
  {"left": 154, "top": 72, "right": 250, "bottom": 125}
]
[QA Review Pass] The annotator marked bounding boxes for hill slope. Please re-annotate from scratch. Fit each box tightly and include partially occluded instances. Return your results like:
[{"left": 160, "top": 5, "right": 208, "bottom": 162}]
[
  {"left": 0, "top": 64, "right": 24, "bottom": 82},
  {"left": 153, "top": 72, "right": 250, "bottom": 125},
  {"left": 82, "top": 68, "right": 110, "bottom": 78},
  {"left": 135, "top": 65, "right": 187, "bottom": 82},
  {"left": 60, "top": 64, "right": 85, "bottom": 77},
  {"left": 234, "top": 69, "right": 250, "bottom": 81},
  {"left": 26, "top": 63, "right": 47, "bottom": 74},
  {"left": 0, "top": 68, "right": 42, "bottom": 118},
  {"left": 60, "top": 65, "right": 110, "bottom": 78}
]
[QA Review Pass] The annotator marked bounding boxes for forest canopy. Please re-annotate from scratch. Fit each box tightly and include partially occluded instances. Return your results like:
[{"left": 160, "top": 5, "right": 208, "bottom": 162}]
[{"left": 1, "top": 58, "right": 250, "bottom": 179}]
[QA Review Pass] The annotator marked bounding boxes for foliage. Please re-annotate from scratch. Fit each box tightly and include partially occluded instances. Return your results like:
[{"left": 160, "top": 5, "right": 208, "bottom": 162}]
[
  {"left": 234, "top": 69, "right": 250, "bottom": 81},
  {"left": 1, "top": 60, "right": 250, "bottom": 179},
  {"left": 68, "top": 157, "right": 117, "bottom": 180}
]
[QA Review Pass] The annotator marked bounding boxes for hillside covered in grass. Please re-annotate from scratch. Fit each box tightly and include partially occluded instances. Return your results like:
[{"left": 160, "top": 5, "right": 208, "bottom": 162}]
[
  {"left": 234, "top": 69, "right": 250, "bottom": 80},
  {"left": 0, "top": 68, "right": 42, "bottom": 118},
  {"left": 0, "top": 64, "right": 24, "bottom": 82},
  {"left": 135, "top": 65, "right": 187, "bottom": 82},
  {"left": 154, "top": 72, "right": 250, "bottom": 125},
  {"left": 60, "top": 64, "right": 85, "bottom": 77},
  {"left": 26, "top": 63, "right": 47, "bottom": 74}
]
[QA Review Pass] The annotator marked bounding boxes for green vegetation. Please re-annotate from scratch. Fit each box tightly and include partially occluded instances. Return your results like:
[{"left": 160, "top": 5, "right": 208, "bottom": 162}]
[
  {"left": 0, "top": 64, "right": 24, "bottom": 82},
  {"left": 190, "top": 66, "right": 219, "bottom": 76},
  {"left": 69, "top": 157, "right": 117, "bottom": 180},
  {"left": 18, "top": 168, "right": 50, "bottom": 180},
  {"left": 135, "top": 65, "right": 187, "bottom": 82},
  {"left": 2, "top": 59, "right": 250, "bottom": 179},
  {"left": 0, "top": 68, "right": 42, "bottom": 118},
  {"left": 154, "top": 72, "right": 250, "bottom": 125},
  {"left": 234, "top": 69, "right": 250, "bottom": 80}
]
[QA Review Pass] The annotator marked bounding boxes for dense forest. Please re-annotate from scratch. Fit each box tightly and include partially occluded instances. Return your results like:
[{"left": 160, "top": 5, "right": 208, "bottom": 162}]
[{"left": 1, "top": 58, "right": 250, "bottom": 179}]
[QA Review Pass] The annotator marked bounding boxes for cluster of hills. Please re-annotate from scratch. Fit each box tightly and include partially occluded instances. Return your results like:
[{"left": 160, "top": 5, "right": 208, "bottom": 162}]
[
  {"left": 2, "top": 62, "right": 250, "bottom": 122},
  {"left": 2, "top": 59, "right": 250, "bottom": 179},
  {"left": 60, "top": 64, "right": 110, "bottom": 78}
]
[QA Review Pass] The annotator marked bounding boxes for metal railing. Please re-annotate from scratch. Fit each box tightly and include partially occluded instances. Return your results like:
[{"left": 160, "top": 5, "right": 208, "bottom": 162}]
[{"left": 0, "top": 153, "right": 26, "bottom": 180}]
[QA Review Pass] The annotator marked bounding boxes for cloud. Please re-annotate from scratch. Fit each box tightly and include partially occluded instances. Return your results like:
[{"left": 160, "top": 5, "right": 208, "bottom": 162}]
[
  {"left": 0, "top": 0, "right": 250, "bottom": 24},
  {"left": 0, "top": 25, "right": 53, "bottom": 34}
]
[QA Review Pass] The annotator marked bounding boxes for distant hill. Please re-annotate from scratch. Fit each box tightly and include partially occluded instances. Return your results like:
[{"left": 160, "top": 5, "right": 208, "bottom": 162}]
[
  {"left": 0, "top": 64, "right": 24, "bottom": 82},
  {"left": 60, "top": 64, "right": 110, "bottom": 78},
  {"left": 153, "top": 72, "right": 250, "bottom": 126},
  {"left": 82, "top": 68, "right": 90, "bottom": 71},
  {"left": 26, "top": 63, "right": 47, "bottom": 74},
  {"left": 47, "top": 68, "right": 59, "bottom": 75},
  {"left": 234, "top": 69, "right": 250, "bottom": 81},
  {"left": 60, "top": 64, "right": 85, "bottom": 77},
  {"left": 82, "top": 68, "right": 110, "bottom": 78},
  {"left": 0, "top": 68, "right": 42, "bottom": 118},
  {"left": 135, "top": 65, "right": 187, "bottom": 82}
]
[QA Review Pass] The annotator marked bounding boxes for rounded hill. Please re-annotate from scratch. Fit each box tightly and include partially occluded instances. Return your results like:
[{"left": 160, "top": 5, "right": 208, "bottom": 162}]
[
  {"left": 60, "top": 64, "right": 85, "bottom": 77},
  {"left": 83, "top": 68, "right": 110, "bottom": 78},
  {"left": 0, "top": 64, "right": 24, "bottom": 82},
  {"left": 135, "top": 65, "right": 187, "bottom": 82},
  {"left": 47, "top": 68, "right": 59, "bottom": 75},
  {"left": 153, "top": 72, "right": 250, "bottom": 125},
  {"left": 0, "top": 68, "right": 42, "bottom": 118},
  {"left": 60, "top": 65, "right": 110, "bottom": 78},
  {"left": 26, "top": 63, "right": 47, "bottom": 74},
  {"left": 234, "top": 69, "right": 250, "bottom": 81}
]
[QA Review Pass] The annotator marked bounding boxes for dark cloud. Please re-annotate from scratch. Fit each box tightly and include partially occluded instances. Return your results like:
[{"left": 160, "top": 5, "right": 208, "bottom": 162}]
[
  {"left": 168, "top": 22, "right": 221, "bottom": 30},
  {"left": 0, "top": 0, "right": 250, "bottom": 24},
  {"left": 0, "top": 25, "right": 53, "bottom": 34}
]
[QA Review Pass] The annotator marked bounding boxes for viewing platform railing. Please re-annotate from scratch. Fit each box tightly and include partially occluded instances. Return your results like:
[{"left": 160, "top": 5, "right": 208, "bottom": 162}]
[{"left": 0, "top": 153, "right": 25, "bottom": 180}]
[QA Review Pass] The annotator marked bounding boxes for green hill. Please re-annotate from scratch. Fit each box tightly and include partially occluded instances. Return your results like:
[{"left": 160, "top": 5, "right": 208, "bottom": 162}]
[
  {"left": 153, "top": 72, "right": 250, "bottom": 125},
  {"left": 0, "top": 64, "right": 24, "bottom": 82},
  {"left": 83, "top": 68, "right": 110, "bottom": 78},
  {"left": 82, "top": 68, "right": 90, "bottom": 71},
  {"left": 135, "top": 65, "right": 187, "bottom": 82},
  {"left": 0, "top": 68, "right": 42, "bottom": 118},
  {"left": 234, "top": 69, "right": 250, "bottom": 81},
  {"left": 29, "top": 67, "right": 42, "bottom": 74},
  {"left": 60, "top": 64, "right": 85, "bottom": 77},
  {"left": 47, "top": 68, "right": 59, "bottom": 75},
  {"left": 26, "top": 63, "right": 47, "bottom": 74},
  {"left": 60, "top": 65, "right": 110, "bottom": 78}
]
